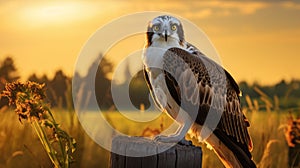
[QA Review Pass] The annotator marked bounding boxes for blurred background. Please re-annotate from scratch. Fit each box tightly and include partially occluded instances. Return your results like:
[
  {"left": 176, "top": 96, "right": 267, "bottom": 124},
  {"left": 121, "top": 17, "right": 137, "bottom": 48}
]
[{"left": 1, "top": 1, "right": 300, "bottom": 168}]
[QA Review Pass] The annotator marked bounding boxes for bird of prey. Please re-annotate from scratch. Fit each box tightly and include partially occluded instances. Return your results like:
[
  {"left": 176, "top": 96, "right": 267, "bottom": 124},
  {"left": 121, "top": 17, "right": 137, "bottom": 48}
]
[{"left": 142, "top": 15, "right": 256, "bottom": 168}]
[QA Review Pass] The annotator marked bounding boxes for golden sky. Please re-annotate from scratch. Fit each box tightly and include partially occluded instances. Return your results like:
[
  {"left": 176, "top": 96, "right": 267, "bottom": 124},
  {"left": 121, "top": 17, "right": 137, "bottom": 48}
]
[{"left": 0, "top": 0, "right": 300, "bottom": 85}]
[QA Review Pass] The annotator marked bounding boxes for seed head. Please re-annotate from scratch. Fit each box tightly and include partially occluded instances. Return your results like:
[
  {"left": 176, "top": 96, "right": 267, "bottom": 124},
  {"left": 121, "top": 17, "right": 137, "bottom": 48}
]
[{"left": 1, "top": 81, "right": 48, "bottom": 122}]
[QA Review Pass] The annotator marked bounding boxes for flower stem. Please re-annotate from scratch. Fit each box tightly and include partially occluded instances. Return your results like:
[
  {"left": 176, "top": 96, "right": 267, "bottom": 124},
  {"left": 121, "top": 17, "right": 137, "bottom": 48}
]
[
  {"left": 48, "top": 109, "right": 69, "bottom": 168},
  {"left": 32, "top": 119, "right": 60, "bottom": 167},
  {"left": 1, "top": 81, "right": 75, "bottom": 167}
]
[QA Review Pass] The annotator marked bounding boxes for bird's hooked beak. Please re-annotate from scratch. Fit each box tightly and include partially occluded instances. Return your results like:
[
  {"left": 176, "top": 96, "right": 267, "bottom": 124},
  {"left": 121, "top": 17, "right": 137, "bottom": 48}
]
[
  {"left": 164, "top": 30, "right": 168, "bottom": 42},
  {"left": 161, "top": 28, "right": 169, "bottom": 42}
]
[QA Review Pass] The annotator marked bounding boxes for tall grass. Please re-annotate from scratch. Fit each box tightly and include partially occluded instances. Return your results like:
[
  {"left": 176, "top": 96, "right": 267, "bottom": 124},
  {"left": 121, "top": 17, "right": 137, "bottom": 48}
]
[
  {"left": 0, "top": 107, "right": 294, "bottom": 168},
  {"left": 0, "top": 80, "right": 296, "bottom": 168}
]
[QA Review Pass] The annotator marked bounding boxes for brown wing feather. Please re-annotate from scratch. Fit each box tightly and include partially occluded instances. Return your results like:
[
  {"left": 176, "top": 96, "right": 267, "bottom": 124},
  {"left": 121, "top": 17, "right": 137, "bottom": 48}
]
[{"left": 162, "top": 47, "right": 253, "bottom": 153}]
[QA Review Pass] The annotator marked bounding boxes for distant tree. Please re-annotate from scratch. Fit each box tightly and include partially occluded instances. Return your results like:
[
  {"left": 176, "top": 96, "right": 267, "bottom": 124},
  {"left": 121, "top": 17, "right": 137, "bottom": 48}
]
[
  {"left": 290, "top": 80, "right": 300, "bottom": 97},
  {"left": 50, "top": 70, "right": 69, "bottom": 108},
  {"left": 0, "top": 57, "right": 19, "bottom": 82},
  {"left": 239, "top": 81, "right": 256, "bottom": 97},
  {"left": 0, "top": 57, "right": 20, "bottom": 108},
  {"left": 274, "top": 79, "right": 288, "bottom": 97},
  {"left": 28, "top": 70, "right": 71, "bottom": 108},
  {"left": 239, "top": 81, "right": 250, "bottom": 106},
  {"left": 129, "top": 70, "right": 151, "bottom": 110},
  {"left": 28, "top": 74, "right": 49, "bottom": 84},
  {"left": 72, "top": 72, "right": 82, "bottom": 95},
  {"left": 28, "top": 74, "right": 39, "bottom": 82},
  {"left": 123, "top": 61, "right": 132, "bottom": 83},
  {"left": 75, "top": 54, "right": 114, "bottom": 110},
  {"left": 40, "top": 74, "right": 49, "bottom": 84},
  {"left": 95, "top": 55, "right": 113, "bottom": 109},
  {"left": 260, "top": 85, "right": 275, "bottom": 98},
  {"left": 28, "top": 73, "right": 61, "bottom": 107}
]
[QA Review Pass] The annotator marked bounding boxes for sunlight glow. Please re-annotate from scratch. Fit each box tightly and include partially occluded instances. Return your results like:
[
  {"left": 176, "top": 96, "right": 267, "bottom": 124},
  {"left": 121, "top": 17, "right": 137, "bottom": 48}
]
[
  {"left": 1, "top": 0, "right": 299, "bottom": 84},
  {"left": 21, "top": 2, "right": 97, "bottom": 26}
]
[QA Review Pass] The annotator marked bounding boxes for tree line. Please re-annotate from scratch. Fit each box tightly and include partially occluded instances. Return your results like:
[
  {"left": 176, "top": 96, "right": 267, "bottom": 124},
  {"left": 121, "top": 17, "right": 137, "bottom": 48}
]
[
  {"left": 0, "top": 55, "right": 148, "bottom": 111},
  {"left": 0, "top": 56, "right": 299, "bottom": 111},
  {"left": 0, "top": 57, "right": 72, "bottom": 109}
]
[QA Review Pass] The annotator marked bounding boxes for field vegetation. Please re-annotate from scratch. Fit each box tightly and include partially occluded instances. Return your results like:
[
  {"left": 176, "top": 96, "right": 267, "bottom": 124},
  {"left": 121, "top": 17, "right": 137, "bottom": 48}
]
[
  {"left": 0, "top": 106, "right": 296, "bottom": 168},
  {"left": 0, "top": 56, "right": 299, "bottom": 167}
]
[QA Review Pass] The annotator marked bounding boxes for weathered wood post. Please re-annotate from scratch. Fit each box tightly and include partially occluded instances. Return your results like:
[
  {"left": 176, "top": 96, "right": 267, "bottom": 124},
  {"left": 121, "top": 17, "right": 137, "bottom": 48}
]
[{"left": 110, "top": 136, "right": 202, "bottom": 168}]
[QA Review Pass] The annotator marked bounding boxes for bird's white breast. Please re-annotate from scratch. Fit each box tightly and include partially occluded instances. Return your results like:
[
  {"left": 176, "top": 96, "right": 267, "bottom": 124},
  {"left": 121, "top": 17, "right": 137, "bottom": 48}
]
[
  {"left": 142, "top": 40, "right": 184, "bottom": 115},
  {"left": 142, "top": 38, "right": 184, "bottom": 69}
]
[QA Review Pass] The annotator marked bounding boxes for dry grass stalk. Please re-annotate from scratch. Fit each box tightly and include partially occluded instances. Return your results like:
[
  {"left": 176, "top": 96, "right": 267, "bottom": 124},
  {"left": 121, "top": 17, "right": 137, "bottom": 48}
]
[
  {"left": 257, "top": 140, "right": 279, "bottom": 168},
  {"left": 245, "top": 95, "right": 254, "bottom": 111}
]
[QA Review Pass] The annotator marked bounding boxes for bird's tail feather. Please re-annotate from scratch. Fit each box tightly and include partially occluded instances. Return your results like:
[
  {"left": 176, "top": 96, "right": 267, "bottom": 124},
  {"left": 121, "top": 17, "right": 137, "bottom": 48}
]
[{"left": 205, "top": 130, "right": 256, "bottom": 168}]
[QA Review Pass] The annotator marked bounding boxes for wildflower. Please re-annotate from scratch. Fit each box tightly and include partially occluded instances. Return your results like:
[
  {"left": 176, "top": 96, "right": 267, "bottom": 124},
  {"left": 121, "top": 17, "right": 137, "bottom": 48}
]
[
  {"left": 2, "top": 81, "right": 48, "bottom": 122},
  {"left": 284, "top": 114, "right": 300, "bottom": 147},
  {"left": 1, "top": 81, "right": 76, "bottom": 168},
  {"left": 283, "top": 113, "right": 300, "bottom": 167}
]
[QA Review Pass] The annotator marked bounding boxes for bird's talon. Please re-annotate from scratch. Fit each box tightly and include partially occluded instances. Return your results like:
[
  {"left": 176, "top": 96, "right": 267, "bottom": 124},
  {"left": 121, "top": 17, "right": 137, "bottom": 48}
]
[
  {"left": 178, "top": 139, "right": 193, "bottom": 146},
  {"left": 153, "top": 135, "right": 188, "bottom": 145}
]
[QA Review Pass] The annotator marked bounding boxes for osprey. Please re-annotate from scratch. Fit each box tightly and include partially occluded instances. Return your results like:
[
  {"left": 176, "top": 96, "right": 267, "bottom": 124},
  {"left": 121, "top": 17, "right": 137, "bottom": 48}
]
[{"left": 142, "top": 15, "right": 256, "bottom": 168}]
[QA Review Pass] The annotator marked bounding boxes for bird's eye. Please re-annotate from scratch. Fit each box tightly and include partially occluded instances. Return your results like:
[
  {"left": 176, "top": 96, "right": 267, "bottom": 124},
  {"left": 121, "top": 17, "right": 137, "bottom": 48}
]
[
  {"left": 171, "top": 24, "right": 177, "bottom": 31},
  {"left": 153, "top": 25, "right": 160, "bottom": 31}
]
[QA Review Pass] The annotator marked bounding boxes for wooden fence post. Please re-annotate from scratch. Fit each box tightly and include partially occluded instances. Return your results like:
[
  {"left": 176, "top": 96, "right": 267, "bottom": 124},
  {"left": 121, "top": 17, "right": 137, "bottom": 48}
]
[{"left": 110, "top": 136, "right": 202, "bottom": 168}]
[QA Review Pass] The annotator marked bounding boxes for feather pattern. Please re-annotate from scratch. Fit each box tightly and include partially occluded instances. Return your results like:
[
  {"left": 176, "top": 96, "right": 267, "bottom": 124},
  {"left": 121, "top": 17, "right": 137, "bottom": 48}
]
[
  {"left": 162, "top": 47, "right": 253, "bottom": 150},
  {"left": 146, "top": 47, "right": 256, "bottom": 167},
  {"left": 143, "top": 15, "right": 255, "bottom": 168}
]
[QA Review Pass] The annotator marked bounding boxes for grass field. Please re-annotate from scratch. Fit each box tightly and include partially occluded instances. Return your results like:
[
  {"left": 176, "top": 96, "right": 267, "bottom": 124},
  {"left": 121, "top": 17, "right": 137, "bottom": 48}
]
[{"left": 0, "top": 107, "right": 294, "bottom": 168}]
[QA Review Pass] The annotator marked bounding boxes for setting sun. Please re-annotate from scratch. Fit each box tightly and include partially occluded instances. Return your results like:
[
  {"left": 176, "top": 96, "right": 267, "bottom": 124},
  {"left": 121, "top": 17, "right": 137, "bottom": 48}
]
[
  {"left": 0, "top": 0, "right": 300, "bottom": 84},
  {"left": 1, "top": 1, "right": 300, "bottom": 168},
  {"left": 20, "top": 1, "right": 99, "bottom": 26}
]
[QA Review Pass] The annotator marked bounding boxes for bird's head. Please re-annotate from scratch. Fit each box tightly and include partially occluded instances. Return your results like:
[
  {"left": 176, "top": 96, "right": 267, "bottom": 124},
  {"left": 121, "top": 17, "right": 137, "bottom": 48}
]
[{"left": 146, "top": 15, "right": 185, "bottom": 47}]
